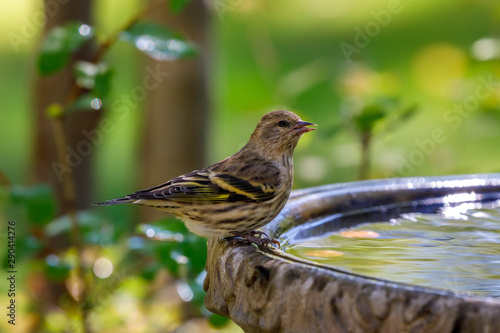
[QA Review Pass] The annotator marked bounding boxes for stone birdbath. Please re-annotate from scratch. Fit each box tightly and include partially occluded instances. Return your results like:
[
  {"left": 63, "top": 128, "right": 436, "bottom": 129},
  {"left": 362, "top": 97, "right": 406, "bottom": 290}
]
[{"left": 203, "top": 174, "right": 500, "bottom": 333}]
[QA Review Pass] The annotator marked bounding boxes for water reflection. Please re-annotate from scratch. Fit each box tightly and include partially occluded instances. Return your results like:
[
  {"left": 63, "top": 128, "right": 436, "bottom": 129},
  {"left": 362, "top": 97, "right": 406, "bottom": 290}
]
[{"left": 287, "top": 201, "right": 500, "bottom": 297}]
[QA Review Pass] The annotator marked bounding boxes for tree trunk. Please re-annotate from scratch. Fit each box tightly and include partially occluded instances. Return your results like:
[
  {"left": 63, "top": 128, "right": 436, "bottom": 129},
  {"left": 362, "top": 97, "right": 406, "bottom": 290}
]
[
  {"left": 140, "top": 0, "right": 209, "bottom": 221},
  {"left": 32, "top": 0, "right": 99, "bottom": 211}
]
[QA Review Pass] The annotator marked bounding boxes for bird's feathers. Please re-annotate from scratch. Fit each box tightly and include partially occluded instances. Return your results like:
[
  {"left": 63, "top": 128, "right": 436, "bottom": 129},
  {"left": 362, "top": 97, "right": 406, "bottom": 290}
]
[
  {"left": 95, "top": 162, "right": 280, "bottom": 206},
  {"left": 210, "top": 173, "right": 276, "bottom": 202}
]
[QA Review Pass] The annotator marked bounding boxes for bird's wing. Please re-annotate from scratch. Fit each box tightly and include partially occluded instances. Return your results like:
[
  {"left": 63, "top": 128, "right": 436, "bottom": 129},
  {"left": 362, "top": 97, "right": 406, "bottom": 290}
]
[
  {"left": 208, "top": 173, "right": 277, "bottom": 202},
  {"left": 128, "top": 167, "right": 280, "bottom": 203},
  {"left": 129, "top": 170, "right": 228, "bottom": 203}
]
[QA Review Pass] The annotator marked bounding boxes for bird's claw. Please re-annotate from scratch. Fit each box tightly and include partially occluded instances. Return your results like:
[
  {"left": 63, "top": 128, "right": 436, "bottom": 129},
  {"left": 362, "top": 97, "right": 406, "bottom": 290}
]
[{"left": 224, "top": 231, "right": 281, "bottom": 249}]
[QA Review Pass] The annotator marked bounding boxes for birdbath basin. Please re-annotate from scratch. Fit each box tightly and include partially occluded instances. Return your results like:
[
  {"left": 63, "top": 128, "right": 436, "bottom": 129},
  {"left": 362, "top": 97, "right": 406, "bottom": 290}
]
[{"left": 203, "top": 174, "right": 500, "bottom": 333}]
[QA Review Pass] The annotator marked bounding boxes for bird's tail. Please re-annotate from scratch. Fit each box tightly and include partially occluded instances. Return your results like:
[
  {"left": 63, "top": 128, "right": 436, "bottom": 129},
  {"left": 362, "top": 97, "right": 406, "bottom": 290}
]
[{"left": 92, "top": 196, "right": 135, "bottom": 206}]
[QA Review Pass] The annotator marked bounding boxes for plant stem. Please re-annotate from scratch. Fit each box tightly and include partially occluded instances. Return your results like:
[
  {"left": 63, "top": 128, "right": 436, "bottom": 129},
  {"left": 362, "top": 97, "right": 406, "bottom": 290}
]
[{"left": 359, "top": 131, "right": 371, "bottom": 180}]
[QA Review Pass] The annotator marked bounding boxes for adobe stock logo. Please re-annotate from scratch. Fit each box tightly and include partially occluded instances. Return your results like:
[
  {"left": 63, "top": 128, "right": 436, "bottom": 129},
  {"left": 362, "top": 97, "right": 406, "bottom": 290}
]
[{"left": 340, "top": 0, "right": 407, "bottom": 63}]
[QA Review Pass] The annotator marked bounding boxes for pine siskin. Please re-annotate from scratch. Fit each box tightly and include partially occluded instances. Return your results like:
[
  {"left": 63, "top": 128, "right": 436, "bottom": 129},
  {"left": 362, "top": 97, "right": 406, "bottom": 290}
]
[{"left": 94, "top": 110, "right": 316, "bottom": 245}]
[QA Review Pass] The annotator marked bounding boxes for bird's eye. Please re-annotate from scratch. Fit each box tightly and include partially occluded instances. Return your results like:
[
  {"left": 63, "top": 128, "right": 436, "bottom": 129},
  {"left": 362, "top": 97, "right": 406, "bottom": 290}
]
[{"left": 278, "top": 120, "right": 289, "bottom": 128}]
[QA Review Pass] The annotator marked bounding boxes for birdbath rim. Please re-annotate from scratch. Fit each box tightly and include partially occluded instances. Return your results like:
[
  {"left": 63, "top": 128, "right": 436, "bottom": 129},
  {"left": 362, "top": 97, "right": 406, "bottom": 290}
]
[{"left": 204, "top": 173, "right": 500, "bottom": 333}]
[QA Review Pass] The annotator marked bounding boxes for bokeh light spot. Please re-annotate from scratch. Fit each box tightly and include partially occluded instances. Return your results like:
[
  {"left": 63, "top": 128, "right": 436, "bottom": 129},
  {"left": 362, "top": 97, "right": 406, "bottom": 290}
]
[
  {"left": 90, "top": 98, "right": 102, "bottom": 110},
  {"left": 78, "top": 24, "right": 92, "bottom": 36},
  {"left": 176, "top": 282, "right": 193, "bottom": 302},
  {"left": 93, "top": 257, "right": 113, "bottom": 278},
  {"left": 146, "top": 228, "right": 155, "bottom": 238},
  {"left": 471, "top": 38, "right": 500, "bottom": 61}
]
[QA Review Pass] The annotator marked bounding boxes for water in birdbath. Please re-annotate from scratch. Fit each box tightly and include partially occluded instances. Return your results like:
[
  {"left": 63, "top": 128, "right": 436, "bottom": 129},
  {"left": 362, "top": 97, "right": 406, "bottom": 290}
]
[{"left": 286, "top": 200, "right": 500, "bottom": 298}]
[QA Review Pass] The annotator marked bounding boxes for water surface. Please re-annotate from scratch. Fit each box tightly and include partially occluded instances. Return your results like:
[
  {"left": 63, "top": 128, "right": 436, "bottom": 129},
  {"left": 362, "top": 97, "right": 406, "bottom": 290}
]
[{"left": 286, "top": 201, "right": 500, "bottom": 297}]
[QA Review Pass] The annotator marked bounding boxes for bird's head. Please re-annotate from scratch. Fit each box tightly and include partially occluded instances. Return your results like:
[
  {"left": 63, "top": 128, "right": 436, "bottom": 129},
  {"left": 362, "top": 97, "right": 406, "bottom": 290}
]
[{"left": 247, "top": 110, "right": 316, "bottom": 160}]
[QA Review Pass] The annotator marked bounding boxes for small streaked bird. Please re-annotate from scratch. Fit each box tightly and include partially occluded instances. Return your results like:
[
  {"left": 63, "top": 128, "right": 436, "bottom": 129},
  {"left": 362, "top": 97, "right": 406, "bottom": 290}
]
[{"left": 94, "top": 110, "right": 316, "bottom": 245}]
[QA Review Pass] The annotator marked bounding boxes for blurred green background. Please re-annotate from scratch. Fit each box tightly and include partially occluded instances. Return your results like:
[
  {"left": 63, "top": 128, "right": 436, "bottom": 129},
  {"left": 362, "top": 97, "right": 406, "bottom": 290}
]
[{"left": 1, "top": 0, "right": 499, "bottom": 332}]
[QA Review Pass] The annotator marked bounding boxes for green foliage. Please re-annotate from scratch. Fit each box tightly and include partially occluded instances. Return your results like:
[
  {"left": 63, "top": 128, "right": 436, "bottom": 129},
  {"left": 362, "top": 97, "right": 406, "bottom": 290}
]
[
  {"left": 69, "top": 61, "right": 113, "bottom": 111},
  {"left": 1, "top": 234, "right": 42, "bottom": 270},
  {"left": 68, "top": 95, "right": 101, "bottom": 112},
  {"left": 74, "top": 62, "right": 113, "bottom": 96},
  {"left": 139, "top": 219, "right": 207, "bottom": 278},
  {"left": 44, "top": 254, "right": 72, "bottom": 282},
  {"left": 24, "top": 2, "right": 218, "bottom": 329},
  {"left": 352, "top": 103, "right": 386, "bottom": 133},
  {"left": 38, "top": 21, "right": 94, "bottom": 75},
  {"left": 2, "top": 185, "right": 48, "bottom": 269},
  {"left": 342, "top": 97, "right": 418, "bottom": 179},
  {"left": 9, "top": 184, "right": 57, "bottom": 226},
  {"left": 137, "top": 220, "right": 212, "bottom": 317},
  {"left": 46, "top": 210, "right": 113, "bottom": 244},
  {"left": 39, "top": 14, "right": 198, "bottom": 114},
  {"left": 2, "top": 0, "right": 234, "bottom": 331},
  {"left": 169, "top": 0, "right": 192, "bottom": 14},
  {"left": 343, "top": 97, "right": 417, "bottom": 137},
  {"left": 120, "top": 21, "right": 198, "bottom": 61},
  {"left": 209, "top": 313, "right": 231, "bottom": 328}
]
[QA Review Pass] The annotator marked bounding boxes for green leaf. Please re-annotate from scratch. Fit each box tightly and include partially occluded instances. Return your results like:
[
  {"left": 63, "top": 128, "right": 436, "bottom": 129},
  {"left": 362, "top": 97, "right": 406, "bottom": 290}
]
[
  {"left": 93, "top": 68, "right": 113, "bottom": 98},
  {"left": 9, "top": 184, "right": 57, "bottom": 225},
  {"left": 353, "top": 104, "right": 387, "bottom": 132},
  {"left": 2, "top": 236, "right": 42, "bottom": 269},
  {"left": 74, "top": 61, "right": 99, "bottom": 89},
  {"left": 45, "top": 210, "right": 112, "bottom": 245},
  {"left": 208, "top": 313, "right": 230, "bottom": 328},
  {"left": 187, "top": 277, "right": 205, "bottom": 306},
  {"left": 169, "top": 0, "right": 191, "bottom": 14},
  {"left": 139, "top": 262, "right": 161, "bottom": 281},
  {"left": 69, "top": 94, "right": 102, "bottom": 111},
  {"left": 139, "top": 219, "right": 207, "bottom": 277},
  {"left": 44, "top": 254, "right": 72, "bottom": 282},
  {"left": 120, "top": 21, "right": 198, "bottom": 61},
  {"left": 138, "top": 220, "right": 188, "bottom": 242},
  {"left": 38, "top": 21, "right": 94, "bottom": 75},
  {"left": 71, "top": 62, "right": 111, "bottom": 111},
  {"left": 74, "top": 61, "right": 113, "bottom": 99}
]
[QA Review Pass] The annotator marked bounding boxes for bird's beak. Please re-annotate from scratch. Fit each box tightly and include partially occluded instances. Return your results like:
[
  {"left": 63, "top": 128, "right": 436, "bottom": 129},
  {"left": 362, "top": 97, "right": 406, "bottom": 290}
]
[{"left": 294, "top": 120, "right": 317, "bottom": 136}]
